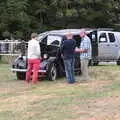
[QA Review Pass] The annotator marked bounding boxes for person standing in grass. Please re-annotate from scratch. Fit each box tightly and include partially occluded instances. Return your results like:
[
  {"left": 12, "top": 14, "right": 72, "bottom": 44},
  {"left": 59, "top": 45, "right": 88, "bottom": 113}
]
[
  {"left": 25, "top": 33, "right": 41, "bottom": 85},
  {"left": 76, "top": 29, "right": 92, "bottom": 82},
  {"left": 61, "top": 33, "right": 76, "bottom": 84}
]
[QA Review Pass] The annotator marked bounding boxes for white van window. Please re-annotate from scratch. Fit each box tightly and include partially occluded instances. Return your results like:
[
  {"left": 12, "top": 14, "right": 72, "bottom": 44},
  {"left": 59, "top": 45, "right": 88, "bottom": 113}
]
[
  {"left": 108, "top": 33, "right": 115, "bottom": 42},
  {"left": 99, "top": 33, "right": 107, "bottom": 43},
  {"left": 47, "top": 35, "right": 62, "bottom": 46}
]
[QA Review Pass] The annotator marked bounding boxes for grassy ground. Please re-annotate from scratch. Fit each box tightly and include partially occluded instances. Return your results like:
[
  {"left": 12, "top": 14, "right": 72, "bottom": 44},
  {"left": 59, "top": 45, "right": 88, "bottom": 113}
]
[{"left": 0, "top": 63, "right": 120, "bottom": 120}]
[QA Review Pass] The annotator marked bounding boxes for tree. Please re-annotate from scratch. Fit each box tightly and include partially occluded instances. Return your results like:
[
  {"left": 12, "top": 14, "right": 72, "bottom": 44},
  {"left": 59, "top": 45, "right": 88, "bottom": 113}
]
[{"left": 0, "top": 0, "right": 120, "bottom": 39}]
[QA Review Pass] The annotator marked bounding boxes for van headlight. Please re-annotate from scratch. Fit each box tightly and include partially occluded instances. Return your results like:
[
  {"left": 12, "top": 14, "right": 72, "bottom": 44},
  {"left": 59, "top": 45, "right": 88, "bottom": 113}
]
[{"left": 43, "top": 54, "right": 48, "bottom": 59}]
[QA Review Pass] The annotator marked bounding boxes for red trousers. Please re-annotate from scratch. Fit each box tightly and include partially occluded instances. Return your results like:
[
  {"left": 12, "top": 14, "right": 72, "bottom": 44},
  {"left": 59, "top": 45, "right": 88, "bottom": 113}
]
[{"left": 25, "top": 58, "right": 40, "bottom": 84}]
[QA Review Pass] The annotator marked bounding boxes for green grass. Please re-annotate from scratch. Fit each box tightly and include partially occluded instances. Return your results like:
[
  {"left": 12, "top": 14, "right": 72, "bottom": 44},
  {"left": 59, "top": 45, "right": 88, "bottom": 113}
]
[{"left": 0, "top": 64, "right": 120, "bottom": 120}]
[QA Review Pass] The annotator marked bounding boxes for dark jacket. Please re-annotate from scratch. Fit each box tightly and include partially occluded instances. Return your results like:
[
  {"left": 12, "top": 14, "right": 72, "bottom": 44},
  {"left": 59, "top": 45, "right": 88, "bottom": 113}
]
[{"left": 61, "top": 39, "right": 76, "bottom": 60}]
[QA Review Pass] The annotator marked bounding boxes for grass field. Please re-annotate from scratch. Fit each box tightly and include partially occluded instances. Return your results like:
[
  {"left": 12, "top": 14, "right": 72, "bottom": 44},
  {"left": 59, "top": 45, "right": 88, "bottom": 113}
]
[{"left": 0, "top": 63, "right": 120, "bottom": 120}]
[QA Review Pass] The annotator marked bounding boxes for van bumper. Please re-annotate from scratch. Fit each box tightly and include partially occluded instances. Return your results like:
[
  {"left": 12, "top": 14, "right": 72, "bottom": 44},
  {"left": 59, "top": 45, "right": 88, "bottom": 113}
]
[{"left": 11, "top": 68, "right": 47, "bottom": 73}]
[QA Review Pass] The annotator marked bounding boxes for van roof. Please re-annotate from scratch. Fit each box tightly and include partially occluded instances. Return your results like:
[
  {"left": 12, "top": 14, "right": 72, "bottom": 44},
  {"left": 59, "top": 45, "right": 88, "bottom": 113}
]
[
  {"left": 98, "top": 30, "right": 120, "bottom": 34},
  {"left": 44, "top": 29, "right": 94, "bottom": 36}
]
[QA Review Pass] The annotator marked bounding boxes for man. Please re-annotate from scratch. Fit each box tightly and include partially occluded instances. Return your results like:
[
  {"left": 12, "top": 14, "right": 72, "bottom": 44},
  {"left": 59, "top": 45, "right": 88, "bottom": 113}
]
[
  {"left": 76, "top": 29, "right": 92, "bottom": 82},
  {"left": 61, "top": 33, "right": 76, "bottom": 84},
  {"left": 25, "top": 33, "right": 41, "bottom": 84}
]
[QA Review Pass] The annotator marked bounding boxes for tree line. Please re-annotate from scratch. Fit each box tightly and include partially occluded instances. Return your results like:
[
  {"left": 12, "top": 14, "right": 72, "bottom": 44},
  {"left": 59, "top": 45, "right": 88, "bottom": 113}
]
[{"left": 0, "top": 0, "right": 120, "bottom": 40}]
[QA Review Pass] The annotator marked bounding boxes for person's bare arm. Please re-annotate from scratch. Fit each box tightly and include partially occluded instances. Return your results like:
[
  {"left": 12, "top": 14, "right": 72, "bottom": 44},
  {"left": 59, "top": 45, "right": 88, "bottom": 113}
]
[{"left": 75, "top": 47, "right": 88, "bottom": 53}]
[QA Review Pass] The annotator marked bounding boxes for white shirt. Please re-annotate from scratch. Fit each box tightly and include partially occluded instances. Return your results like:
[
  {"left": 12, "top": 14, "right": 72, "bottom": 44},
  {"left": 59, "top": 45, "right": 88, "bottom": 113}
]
[{"left": 27, "top": 39, "right": 41, "bottom": 59}]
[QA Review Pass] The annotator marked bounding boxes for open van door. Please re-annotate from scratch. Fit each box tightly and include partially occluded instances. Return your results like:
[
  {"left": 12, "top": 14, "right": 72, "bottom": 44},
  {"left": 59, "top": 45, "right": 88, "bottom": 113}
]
[{"left": 87, "top": 30, "right": 98, "bottom": 65}]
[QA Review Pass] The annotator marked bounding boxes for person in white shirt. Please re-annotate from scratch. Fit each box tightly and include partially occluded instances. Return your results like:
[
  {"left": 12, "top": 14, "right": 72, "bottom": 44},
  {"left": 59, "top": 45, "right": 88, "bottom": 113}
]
[{"left": 25, "top": 33, "right": 41, "bottom": 84}]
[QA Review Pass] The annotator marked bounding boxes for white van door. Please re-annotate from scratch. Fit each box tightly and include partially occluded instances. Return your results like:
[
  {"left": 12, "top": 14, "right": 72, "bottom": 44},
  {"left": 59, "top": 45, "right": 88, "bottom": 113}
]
[
  {"left": 107, "top": 32, "right": 119, "bottom": 60},
  {"left": 98, "top": 32, "right": 110, "bottom": 60},
  {"left": 98, "top": 32, "right": 119, "bottom": 60}
]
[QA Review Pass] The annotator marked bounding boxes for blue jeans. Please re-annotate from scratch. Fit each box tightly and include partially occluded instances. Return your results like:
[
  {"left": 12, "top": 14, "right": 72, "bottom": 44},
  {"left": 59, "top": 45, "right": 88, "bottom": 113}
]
[{"left": 64, "top": 58, "right": 75, "bottom": 84}]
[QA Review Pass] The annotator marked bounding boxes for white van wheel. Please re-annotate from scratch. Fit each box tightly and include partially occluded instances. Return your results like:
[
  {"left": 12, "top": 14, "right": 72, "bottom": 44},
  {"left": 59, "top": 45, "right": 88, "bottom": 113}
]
[
  {"left": 89, "top": 60, "right": 99, "bottom": 66},
  {"left": 117, "top": 57, "right": 120, "bottom": 65}
]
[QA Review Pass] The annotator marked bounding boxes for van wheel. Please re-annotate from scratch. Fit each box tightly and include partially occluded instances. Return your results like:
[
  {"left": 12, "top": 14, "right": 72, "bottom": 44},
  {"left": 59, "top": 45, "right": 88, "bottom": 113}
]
[
  {"left": 93, "top": 61, "right": 99, "bottom": 66},
  {"left": 89, "top": 60, "right": 99, "bottom": 66},
  {"left": 16, "top": 72, "right": 25, "bottom": 80},
  {"left": 117, "top": 58, "right": 120, "bottom": 65},
  {"left": 48, "top": 63, "right": 57, "bottom": 81}
]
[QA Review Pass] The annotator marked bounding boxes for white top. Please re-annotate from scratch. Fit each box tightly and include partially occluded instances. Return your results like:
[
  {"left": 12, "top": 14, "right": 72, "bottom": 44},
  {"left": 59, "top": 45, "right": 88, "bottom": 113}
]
[{"left": 27, "top": 39, "right": 41, "bottom": 59}]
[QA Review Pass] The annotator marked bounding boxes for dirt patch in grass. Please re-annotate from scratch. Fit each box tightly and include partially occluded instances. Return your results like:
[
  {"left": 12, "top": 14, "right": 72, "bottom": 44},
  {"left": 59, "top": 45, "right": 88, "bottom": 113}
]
[
  {"left": 0, "top": 64, "right": 120, "bottom": 120},
  {"left": 68, "top": 90, "right": 120, "bottom": 120}
]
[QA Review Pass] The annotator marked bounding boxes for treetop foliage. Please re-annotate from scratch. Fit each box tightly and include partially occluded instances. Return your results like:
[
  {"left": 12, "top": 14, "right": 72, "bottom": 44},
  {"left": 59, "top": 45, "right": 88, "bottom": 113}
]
[{"left": 0, "top": 0, "right": 119, "bottom": 40}]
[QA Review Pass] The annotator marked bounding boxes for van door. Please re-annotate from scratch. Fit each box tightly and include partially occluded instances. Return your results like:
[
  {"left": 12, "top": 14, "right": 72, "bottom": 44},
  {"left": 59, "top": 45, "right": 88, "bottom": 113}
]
[
  {"left": 98, "top": 32, "right": 118, "bottom": 60},
  {"left": 107, "top": 32, "right": 119, "bottom": 60},
  {"left": 98, "top": 32, "right": 110, "bottom": 60},
  {"left": 87, "top": 30, "right": 98, "bottom": 59}
]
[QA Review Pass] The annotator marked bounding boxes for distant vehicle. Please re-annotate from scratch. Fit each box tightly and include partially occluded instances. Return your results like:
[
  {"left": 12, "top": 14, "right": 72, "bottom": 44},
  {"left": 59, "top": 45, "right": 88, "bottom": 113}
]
[
  {"left": 11, "top": 29, "right": 98, "bottom": 81},
  {"left": 91, "top": 30, "right": 120, "bottom": 65}
]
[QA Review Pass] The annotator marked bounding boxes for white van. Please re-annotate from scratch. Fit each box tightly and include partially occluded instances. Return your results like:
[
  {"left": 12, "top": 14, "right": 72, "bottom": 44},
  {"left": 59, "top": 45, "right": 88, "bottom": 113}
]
[{"left": 92, "top": 30, "right": 120, "bottom": 65}]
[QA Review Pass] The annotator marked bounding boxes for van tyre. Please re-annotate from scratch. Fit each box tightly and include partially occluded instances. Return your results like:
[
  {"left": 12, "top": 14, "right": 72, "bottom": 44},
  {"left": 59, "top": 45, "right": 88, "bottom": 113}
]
[
  {"left": 93, "top": 60, "right": 99, "bottom": 66},
  {"left": 48, "top": 63, "right": 57, "bottom": 81},
  {"left": 117, "top": 57, "right": 120, "bottom": 65},
  {"left": 16, "top": 72, "right": 25, "bottom": 80},
  {"left": 89, "top": 60, "right": 99, "bottom": 66}
]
